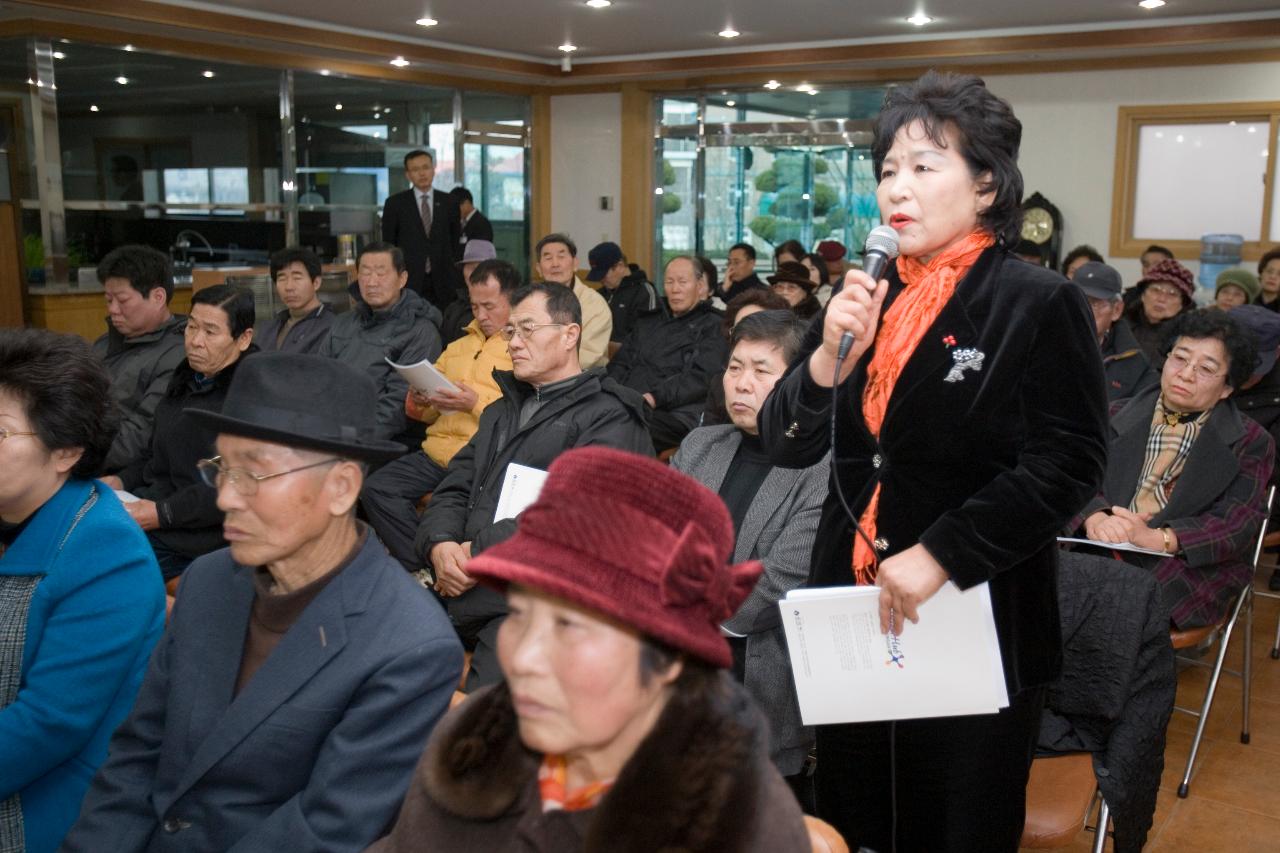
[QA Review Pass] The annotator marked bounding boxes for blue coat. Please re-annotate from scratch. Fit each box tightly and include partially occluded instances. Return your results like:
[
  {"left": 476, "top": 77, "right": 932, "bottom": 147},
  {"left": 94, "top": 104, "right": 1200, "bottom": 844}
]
[
  {"left": 0, "top": 478, "right": 164, "bottom": 853},
  {"left": 61, "top": 531, "right": 463, "bottom": 853}
]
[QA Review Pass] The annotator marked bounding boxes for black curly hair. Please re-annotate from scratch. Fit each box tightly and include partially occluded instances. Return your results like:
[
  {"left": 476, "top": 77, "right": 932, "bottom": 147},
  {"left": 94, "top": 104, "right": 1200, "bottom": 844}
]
[{"left": 1161, "top": 307, "right": 1259, "bottom": 389}]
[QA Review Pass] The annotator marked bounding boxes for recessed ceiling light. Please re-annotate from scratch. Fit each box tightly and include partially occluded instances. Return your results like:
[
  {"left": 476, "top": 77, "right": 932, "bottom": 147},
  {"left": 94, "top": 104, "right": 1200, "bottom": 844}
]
[
  {"left": 1138, "top": 0, "right": 1165, "bottom": 8},
  {"left": 415, "top": 17, "right": 438, "bottom": 26},
  {"left": 335, "top": 103, "right": 343, "bottom": 110},
  {"left": 202, "top": 70, "right": 215, "bottom": 78},
  {"left": 586, "top": 0, "right": 611, "bottom": 7},
  {"left": 719, "top": 27, "right": 740, "bottom": 39},
  {"left": 122, "top": 44, "right": 136, "bottom": 52},
  {"left": 763, "top": 80, "right": 780, "bottom": 90},
  {"left": 725, "top": 99, "right": 736, "bottom": 106},
  {"left": 115, "top": 76, "right": 129, "bottom": 85},
  {"left": 559, "top": 43, "right": 578, "bottom": 52},
  {"left": 90, "top": 104, "right": 99, "bottom": 112},
  {"left": 906, "top": 13, "right": 933, "bottom": 26},
  {"left": 319, "top": 68, "right": 331, "bottom": 76},
  {"left": 390, "top": 56, "right": 410, "bottom": 67},
  {"left": 808, "top": 89, "right": 819, "bottom": 95},
  {"left": 52, "top": 51, "right": 65, "bottom": 59}
]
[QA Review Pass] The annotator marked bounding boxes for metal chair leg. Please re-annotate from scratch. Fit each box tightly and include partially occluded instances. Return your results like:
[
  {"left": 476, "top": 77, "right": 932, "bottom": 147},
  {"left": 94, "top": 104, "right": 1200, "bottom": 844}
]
[
  {"left": 1272, "top": 604, "right": 1280, "bottom": 660},
  {"left": 1243, "top": 588, "right": 1254, "bottom": 744},
  {"left": 1091, "top": 798, "right": 1110, "bottom": 853},
  {"left": 1178, "top": 597, "right": 1246, "bottom": 798}
]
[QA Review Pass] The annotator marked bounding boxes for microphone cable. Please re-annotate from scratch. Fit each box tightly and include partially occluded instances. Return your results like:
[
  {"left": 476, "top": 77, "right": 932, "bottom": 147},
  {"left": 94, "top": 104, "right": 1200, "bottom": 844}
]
[{"left": 829, "top": 343, "right": 898, "bottom": 853}]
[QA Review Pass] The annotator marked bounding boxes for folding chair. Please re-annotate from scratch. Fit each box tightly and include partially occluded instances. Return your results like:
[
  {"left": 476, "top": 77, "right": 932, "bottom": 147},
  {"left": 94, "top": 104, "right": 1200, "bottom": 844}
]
[
  {"left": 1254, "top": 530, "right": 1280, "bottom": 659},
  {"left": 1172, "top": 485, "right": 1275, "bottom": 798},
  {"left": 1021, "top": 754, "right": 1111, "bottom": 852}
]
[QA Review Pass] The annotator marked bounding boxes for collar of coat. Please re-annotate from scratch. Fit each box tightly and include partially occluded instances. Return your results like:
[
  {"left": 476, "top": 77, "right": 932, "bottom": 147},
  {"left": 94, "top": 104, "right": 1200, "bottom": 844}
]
[{"left": 421, "top": 679, "right": 769, "bottom": 852}]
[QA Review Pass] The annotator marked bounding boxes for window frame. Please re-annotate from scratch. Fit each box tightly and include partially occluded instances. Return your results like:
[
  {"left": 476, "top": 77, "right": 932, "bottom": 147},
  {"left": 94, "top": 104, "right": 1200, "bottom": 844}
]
[{"left": 1110, "top": 101, "right": 1280, "bottom": 262}]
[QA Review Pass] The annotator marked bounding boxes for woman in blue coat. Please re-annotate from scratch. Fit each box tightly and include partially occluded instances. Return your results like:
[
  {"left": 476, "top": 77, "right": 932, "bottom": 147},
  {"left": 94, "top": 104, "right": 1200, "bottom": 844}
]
[{"left": 0, "top": 328, "right": 165, "bottom": 853}]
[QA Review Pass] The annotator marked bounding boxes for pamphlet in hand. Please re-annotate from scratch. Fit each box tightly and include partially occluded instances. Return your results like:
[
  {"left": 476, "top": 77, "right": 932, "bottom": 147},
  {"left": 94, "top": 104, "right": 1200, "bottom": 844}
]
[
  {"left": 493, "top": 463, "right": 549, "bottom": 522},
  {"left": 1056, "top": 537, "right": 1168, "bottom": 558},
  {"left": 385, "top": 356, "right": 461, "bottom": 395},
  {"left": 779, "top": 581, "right": 1008, "bottom": 725}
]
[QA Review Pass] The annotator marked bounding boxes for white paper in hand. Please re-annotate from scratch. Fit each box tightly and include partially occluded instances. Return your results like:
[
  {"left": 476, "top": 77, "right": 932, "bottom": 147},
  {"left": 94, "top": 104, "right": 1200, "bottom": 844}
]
[
  {"left": 385, "top": 356, "right": 461, "bottom": 395},
  {"left": 493, "top": 463, "right": 549, "bottom": 522},
  {"left": 780, "top": 581, "right": 1008, "bottom": 725}
]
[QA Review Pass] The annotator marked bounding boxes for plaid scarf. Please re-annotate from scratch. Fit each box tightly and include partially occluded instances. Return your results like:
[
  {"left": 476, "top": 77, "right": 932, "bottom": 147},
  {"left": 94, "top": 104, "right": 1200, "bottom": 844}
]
[{"left": 1130, "top": 396, "right": 1211, "bottom": 516}]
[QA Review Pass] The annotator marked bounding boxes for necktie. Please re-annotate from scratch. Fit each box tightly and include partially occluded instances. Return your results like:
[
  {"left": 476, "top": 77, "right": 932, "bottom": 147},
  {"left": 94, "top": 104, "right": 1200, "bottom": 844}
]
[{"left": 419, "top": 192, "right": 433, "bottom": 273}]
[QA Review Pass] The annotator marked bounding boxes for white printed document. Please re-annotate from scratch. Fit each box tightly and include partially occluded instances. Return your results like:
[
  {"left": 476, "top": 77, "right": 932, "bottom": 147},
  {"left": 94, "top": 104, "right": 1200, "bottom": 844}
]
[
  {"left": 1056, "top": 537, "right": 1167, "bottom": 558},
  {"left": 780, "top": 582, "right": 1008, "bottom": 725},
  {"left": 493, "top": 463, "right": 549, "bottom": 522},
  {"left": 385, "top": 356, "right": 460, "bottom": 395}
]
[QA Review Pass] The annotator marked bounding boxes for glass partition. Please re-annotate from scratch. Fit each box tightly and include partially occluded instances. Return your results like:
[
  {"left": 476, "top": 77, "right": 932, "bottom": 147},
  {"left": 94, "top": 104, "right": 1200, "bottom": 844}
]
[
  {"left": 8, "top": 35, "right": 532, "bottom": 289},
  {"left": 656, "top": 87, "right": 885, "bottom": 278}
]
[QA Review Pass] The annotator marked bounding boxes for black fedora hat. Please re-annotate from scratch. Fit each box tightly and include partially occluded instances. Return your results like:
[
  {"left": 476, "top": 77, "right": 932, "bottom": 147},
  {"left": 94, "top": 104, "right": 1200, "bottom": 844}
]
[
  {"left": 187, "top": 352, "right": 406, "bottom": 461},
  {"left": 767, "top": 260, "right": 816, "bottom": 291}
]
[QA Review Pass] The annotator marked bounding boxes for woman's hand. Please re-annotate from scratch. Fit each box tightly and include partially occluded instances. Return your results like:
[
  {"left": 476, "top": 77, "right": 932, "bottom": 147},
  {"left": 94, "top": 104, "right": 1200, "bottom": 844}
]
[
  {"left": 1110, "top": 507, "right": 1169, "bottom": 552},
  {"left": 1084, "top": 507, "right": 1141, "bottom": 544},
  {"left": 808, "top": 269, "right": 888, "bottom": 388},
  {"left": 125, "top": 499, "right": 160, "bottom": 531},
  {"left": 876, "top": 543, "right": 950, "bottom": 634}
]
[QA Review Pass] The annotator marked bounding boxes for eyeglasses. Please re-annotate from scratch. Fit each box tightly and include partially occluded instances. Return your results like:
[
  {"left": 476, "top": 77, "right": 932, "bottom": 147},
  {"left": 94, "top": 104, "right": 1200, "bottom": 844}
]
[
  {"left": 1146, "top": 284, "right": 1183, "bottom": 299},
  {"left": 498, "top": 320, "right": 565, "bottom": 342},
  {"left": 0, "top": 428, "right": 36, "bottom": 444},
  {"left": 196, "top": 455, "right": 341, "bottom": 496},
  {"left": 1165, "top": 352, "right": 1225, "bottom": 383}
]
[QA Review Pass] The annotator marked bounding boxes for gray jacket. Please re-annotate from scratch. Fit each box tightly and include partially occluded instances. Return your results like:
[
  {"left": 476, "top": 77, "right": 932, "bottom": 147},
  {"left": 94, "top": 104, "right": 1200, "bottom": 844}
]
[
  {"left": 93, "top": 314, "right": 188, "bottom": 474},
  {"left": 256, "top": 303, "right": 335, "bottom": 356},
  {"left": 671, "top": 424, "right": 829, "bottom": 775},
  {"left": 320, "top": 290, "right": 442, "bottom": 443}
]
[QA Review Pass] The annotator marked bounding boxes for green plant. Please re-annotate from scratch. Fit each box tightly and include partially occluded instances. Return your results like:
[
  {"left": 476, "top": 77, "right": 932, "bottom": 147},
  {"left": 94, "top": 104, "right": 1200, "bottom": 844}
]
[
  {"left": 24, "top": 233, "right": 43, "bottom": 271},
  {"left": 661, "top": 192, "right": 682, "bottom": 214}
]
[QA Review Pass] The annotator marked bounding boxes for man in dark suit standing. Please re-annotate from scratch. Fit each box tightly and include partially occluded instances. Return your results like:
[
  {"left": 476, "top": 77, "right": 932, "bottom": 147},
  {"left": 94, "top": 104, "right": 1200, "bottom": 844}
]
[
  {"left": 381, "top": 150, "right": 462, "bottom": 312},
  {"left": 450, "top": 186, "right": 493, "bottom": 244}
]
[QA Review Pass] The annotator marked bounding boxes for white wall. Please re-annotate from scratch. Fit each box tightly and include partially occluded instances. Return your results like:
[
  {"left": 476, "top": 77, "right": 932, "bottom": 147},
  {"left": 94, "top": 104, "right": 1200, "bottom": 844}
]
[
  {"left": 549, "top": 93, "right": 622, "bottom": 255},
  {"left": 986, "top": 61, "right": 1280, "bottom": 287}
]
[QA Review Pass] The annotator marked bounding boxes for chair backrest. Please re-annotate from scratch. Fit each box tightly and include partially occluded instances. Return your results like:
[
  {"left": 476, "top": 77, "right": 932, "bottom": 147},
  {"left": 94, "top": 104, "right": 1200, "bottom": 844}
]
[{"left": 804, "top": 815, "right": 850, "bottom": 853}]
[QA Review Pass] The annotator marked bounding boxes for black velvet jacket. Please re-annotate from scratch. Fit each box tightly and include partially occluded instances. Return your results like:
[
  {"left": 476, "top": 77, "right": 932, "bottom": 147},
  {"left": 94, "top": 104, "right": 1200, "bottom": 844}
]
[{"left": 759, "top": 248, "right": 1109, "bottom": 695}]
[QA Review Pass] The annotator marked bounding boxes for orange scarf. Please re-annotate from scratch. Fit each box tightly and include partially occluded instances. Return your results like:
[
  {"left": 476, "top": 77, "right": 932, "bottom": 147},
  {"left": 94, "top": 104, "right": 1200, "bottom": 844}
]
[
  {"left": 538, "top": 754, "right": 615, "bottom": 813},
  {"left": 851, "top": 230, "right": 995, "bottom": 584}
]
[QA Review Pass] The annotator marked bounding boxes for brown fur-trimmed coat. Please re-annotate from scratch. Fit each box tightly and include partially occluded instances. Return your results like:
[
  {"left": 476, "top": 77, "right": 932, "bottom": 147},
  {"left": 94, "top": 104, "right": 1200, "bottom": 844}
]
[{"left": 365, "top": 679, "right": 810, "bottom": 852}]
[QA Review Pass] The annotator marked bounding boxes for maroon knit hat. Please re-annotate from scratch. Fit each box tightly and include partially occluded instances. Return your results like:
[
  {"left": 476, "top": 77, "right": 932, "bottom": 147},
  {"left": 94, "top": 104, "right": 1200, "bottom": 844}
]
[
  {"left": 1139, "top": 258, "right": 1196, "bottom": 301},
  {"left": 816, "top": 240, "right": 847, "bottom": 263},
  {"left": 464, "top": 446, "right": 762, "bottom": 668}
]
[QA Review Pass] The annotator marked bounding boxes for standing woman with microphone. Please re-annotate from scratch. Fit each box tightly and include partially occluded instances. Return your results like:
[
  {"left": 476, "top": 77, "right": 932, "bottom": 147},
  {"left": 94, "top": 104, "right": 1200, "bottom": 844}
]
[{"left": 758, "top": 71, "right": 1109, "bottom": 852}]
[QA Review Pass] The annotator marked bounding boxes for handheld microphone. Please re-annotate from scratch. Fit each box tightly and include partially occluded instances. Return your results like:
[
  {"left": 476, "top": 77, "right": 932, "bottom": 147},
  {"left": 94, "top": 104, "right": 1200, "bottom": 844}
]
[{"left": 837, "top": 225, "right": 900, "bottom": 361}]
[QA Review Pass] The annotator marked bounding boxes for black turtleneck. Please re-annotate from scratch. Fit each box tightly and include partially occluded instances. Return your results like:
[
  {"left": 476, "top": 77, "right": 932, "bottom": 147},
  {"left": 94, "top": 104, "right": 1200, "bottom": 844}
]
[{"left": 717, "top": 432, "right": 773, "bottom": 535}]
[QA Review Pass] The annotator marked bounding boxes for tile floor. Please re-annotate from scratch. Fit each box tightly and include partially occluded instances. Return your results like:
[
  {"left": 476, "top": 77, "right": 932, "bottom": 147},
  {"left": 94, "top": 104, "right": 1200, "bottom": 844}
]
[{"left": 1020, "top": 573, "right": 1280, "bottom": 852}]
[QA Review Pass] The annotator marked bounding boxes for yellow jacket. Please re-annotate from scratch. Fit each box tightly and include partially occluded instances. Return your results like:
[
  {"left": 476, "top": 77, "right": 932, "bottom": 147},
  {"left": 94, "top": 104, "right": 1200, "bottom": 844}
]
[
  {"left": 573, "top": 278, "right": 613, "bottom": 370},
  {"left": 405, "top": 320, "right": 513, "bottom": 467}
]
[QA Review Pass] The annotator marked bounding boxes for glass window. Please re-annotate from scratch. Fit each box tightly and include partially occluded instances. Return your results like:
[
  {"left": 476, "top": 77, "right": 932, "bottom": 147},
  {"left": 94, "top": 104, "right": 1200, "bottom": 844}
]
[
  {"left": 1133, "top": 121, "right": 1269, "bottom": 241},
  {"left": 294, "top": 71, "right": 456, "bottom": 256},
  {"left": 1114, "top": 103, "right": 1280, "bottom": 262}
]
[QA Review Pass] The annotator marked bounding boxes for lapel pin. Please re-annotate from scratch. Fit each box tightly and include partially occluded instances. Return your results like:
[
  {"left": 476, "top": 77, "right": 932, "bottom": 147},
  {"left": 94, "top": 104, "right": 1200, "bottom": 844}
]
[
  {"left": 944, "top": 347, "right": 985, "bottom": 383},
  {"left": 942, "top": 334, "right": 957, "bottom": 347}
]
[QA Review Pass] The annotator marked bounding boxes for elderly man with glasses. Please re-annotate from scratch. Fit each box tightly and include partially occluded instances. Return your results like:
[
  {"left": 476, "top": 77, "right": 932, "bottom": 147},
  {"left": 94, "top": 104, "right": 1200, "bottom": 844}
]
[
  {"left": 1070, "top": 308, "right": 1275, "bottom": 630},
  {"left": 64, "top": 353, "right": 463, "bottom": 853},
  {"left": 414, "top": 282, "right": 653, "bottom": 691}
]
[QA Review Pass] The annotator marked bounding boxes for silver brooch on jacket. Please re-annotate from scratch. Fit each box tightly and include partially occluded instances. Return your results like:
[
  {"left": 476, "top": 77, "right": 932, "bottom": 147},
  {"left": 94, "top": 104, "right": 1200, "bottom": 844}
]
[{"left": 943, "top": 348, "right": 984, "bottom": 383}]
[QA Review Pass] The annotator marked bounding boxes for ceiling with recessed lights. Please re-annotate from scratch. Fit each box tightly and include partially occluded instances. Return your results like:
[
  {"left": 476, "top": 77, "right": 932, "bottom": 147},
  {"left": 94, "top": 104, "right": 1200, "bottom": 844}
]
[{"left": 103, "top": 0, "right": 1280, "bottom": 62}]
